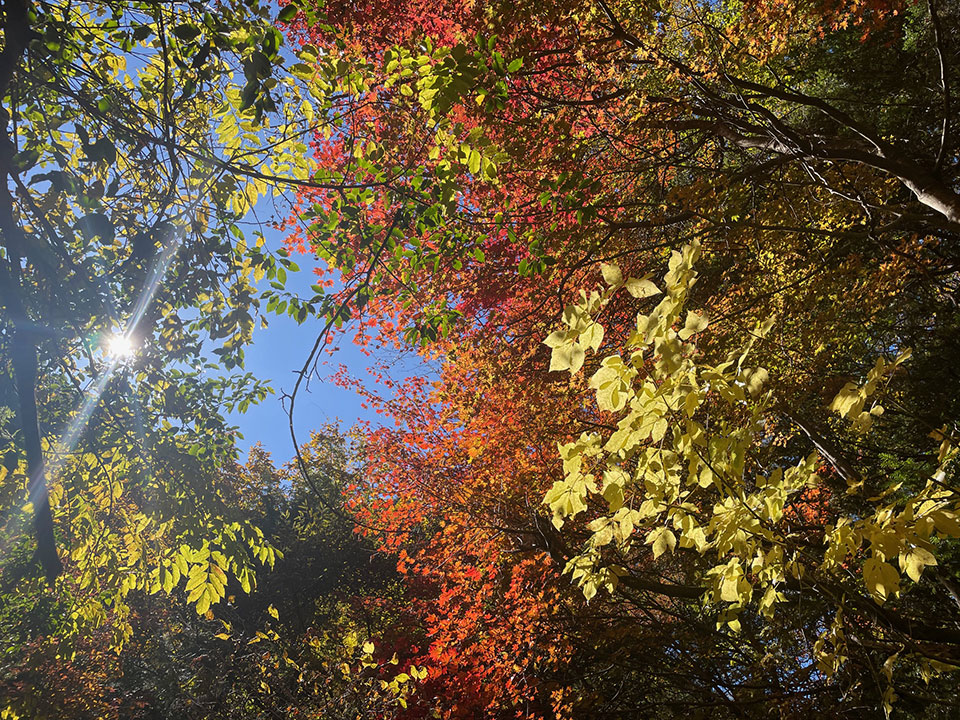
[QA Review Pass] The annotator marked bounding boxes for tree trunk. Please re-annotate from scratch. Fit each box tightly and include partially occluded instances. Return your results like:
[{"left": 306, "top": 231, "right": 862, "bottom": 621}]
[
  {"left": 0, "top": 0, "right": 61, "bottom": 582},
  {"left": 9, "top": 328, "right": 62, "bottom": 582}
]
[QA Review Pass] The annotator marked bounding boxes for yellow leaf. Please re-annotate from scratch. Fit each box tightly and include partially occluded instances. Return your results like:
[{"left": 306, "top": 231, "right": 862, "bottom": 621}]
[
  {"left": 720, "top": 574, "right": 740, "bottom": 603},
  {"left": 933, "top": 511, "right": 960, "bottom": 536},
  {"left": 646, "top": 527, "right": 676, "bottom": 559},
  {"left": 161, "top": 566, "right": 175, "bottom": 594},
  {"left": 550, "top": 343, "right": 586, "bottom": 374},
  {"left": 678, "top": 311, "right": 709, "bottom": 340},
  {"left": 543, "top": 330, "right": 569, "bottom": 349},
  {"left": 863, "top": 556, "right": 901, "bottom": 603},
  {"left": 830, "top": 382, "right": 863, "bottom": 418},
  {"left": 185, "top": 567, "right": 206, "bottom": 593},
  {"left": 579, "top": 322, "right": 604, "bottom": 352},
  {"left": 625, "top": 276, "right": 660, "bottom": 298},
  {"left": 601, "top": 263, "right": 622, "bottom": 286},
  {"left": 684, "top": 390, "right": 699, "bottom": 417},
  {"left": 899, "top": 547, "right": 936, "bottom": 583},
  {"left": 186, "top": 583, "right": 205, "bottom": 604},
  {"left": 742, "top": 367, "right": 769, "bottom": 396}
]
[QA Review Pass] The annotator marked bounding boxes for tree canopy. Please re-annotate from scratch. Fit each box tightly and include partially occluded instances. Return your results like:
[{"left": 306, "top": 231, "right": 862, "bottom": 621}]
[{"left": 2, "top": 0, "right": 960, "bottom": 717}]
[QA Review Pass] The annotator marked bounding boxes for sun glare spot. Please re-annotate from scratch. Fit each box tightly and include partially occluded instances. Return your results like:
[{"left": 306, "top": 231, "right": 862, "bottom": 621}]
[{"left": 105, "top": 333, "right": 136, "bottom": 359}]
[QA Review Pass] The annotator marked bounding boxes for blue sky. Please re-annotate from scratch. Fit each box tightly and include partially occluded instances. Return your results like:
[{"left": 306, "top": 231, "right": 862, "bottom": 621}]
[
  {"left": 224, "top": 226, "right": 429, "bottom": 463},
  {"left": 225, "top": 227, "right": 368, "bottom": 461}
]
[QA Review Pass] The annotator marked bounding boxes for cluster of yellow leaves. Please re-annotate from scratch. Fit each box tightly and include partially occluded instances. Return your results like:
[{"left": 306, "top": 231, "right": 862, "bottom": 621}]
[
  {"left": 544, "top": 243, "right": 800, "bottom": 621},
  {"left": 829, "top": 350, "right": 911, "bottom": 434},
  {"left": 542, "top": 242, "right": 960, "bottom": 649},
  {"left": 149, "top": 525, "right": 279, "bottom": 616},
  {"left": 46, "top": 446, "right": 280, "bottom": 628},
  {"left": 338, "top": 634, "right": 427, "bottom": 710}
]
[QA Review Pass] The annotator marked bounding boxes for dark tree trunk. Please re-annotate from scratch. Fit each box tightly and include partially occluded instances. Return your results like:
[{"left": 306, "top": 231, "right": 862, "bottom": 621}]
[
  {"left": 0, "top": 0, "right": 61, "bottom": 581},
  {"left": 9, "top": 328, "right": 61, "bottom": 581}
]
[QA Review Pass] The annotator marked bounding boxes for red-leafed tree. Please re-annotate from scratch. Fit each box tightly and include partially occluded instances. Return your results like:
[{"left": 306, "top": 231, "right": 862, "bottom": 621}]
[{"left": 278, "top": 0, "right": 960, "bottom": 716}]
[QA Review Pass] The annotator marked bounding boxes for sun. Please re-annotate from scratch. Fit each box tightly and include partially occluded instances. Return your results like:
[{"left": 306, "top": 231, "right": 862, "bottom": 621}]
[{"left": 104, "top": 333, "right": 136, "bottom": 360}]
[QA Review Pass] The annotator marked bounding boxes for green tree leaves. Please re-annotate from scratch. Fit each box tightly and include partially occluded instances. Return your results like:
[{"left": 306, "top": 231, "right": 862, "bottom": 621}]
[{"left": 0, "top": 0, "right": 340, "bottom": 641}]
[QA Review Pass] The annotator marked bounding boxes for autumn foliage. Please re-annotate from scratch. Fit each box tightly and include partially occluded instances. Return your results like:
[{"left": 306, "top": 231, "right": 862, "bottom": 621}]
[
  {"left": 3, "top": 0, "right": 960, "bottom": 717},
  {"left": 280, "top": 0, "right": 960, "bottom": 716}
]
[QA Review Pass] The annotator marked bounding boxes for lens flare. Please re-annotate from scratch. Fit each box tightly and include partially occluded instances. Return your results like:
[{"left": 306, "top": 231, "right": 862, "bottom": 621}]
[
  {"left": 105, "top": 333, "right": 136, "bottom": 359},
  {"left": 0, "top": 229, "right": 182, "bottom": 562}
]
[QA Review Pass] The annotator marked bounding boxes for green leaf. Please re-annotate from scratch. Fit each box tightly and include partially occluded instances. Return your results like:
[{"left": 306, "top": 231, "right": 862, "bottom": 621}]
[
  {"left": 245, "top": 51, "right": 271, "bottom": 80},
  {"left": 468, "top": 149, "right": 481, "bottom": 175},
  {"left": 290, "top": 63, "right": 313, "bottom": 79},
  {"left": 12, "top": 148, "right": 41, "bottom": 171},
  {"left": 173, "top": 23, "right": 202, "bottom": 41},
  {"left": 277, "top": 3, "right": 298, "bottom": 22},
  {"left": 77, "top": 213, "right": 114, "bottom": 243},
  {"left": 132, "top": 23, "right": 152, "bottom": 42},
  {"left": 86, "top": 137, "right": 117, "bottom": 165},
  {"left": 240, "top": 79, "right": 259, "bottom": 111}
]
